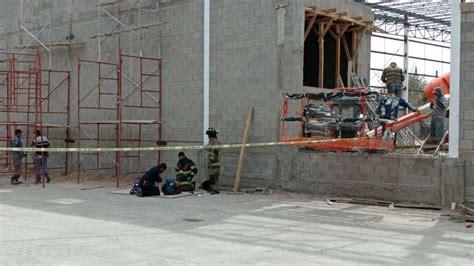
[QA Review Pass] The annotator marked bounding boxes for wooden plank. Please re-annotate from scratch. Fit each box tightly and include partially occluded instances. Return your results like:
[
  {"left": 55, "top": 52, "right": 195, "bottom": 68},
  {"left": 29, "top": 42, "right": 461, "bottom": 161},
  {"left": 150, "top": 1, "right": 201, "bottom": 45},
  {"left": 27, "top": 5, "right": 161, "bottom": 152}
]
[
  {"left": 328, "top": 198, "right": 391, "bottom": 206},
  {"left": 342, "top": 35, "right": 352, "bottom": 60},
  {"left": 109, "top": 189, "right": 200, "bottom": 199},
  {"left": 233, "top": 106, "right": 254, "bottom": 192},
  {"left": 335, "top": 31, "right": 341, "bottom": 87},
  {"left": 318, "top": 23, "right": 325, "bottom": 88},
  {"left": 394, "top": 203, "right": 442, "bottom": 210},
  {"left": 459, "top": 204, "right": 474, "bottom": 216},
  {"left": 320, "top": 8, "right": 337, "bottom": 13},
  {"left": 352, "top": 31, "right": 358, "bottom": 73},
  {"left": 318, "top": 19, "right": 334, "bottom": 42},
  {"left": 304, "top": 15, "right": 317, "bottom": 40},
  {"left": 306, "top": 8, "right": 376, "bottom": 30},
  {"left": 450, "top": 214, "right": 474, "bottom": 222},
  {"left": 353, "top": 27, "right": 367, "bottom": 60},
  {"left": 334, "top": 24, "right": 350, "bottom": 88},
  {"left": 352, "top": 16, "right": 363, "bottom": 21}
]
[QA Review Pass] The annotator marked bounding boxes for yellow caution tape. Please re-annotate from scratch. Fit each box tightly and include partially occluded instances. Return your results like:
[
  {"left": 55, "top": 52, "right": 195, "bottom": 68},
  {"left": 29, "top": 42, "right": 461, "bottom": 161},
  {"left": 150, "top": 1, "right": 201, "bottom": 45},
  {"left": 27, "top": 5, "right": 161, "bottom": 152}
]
[{"left": 0, "top": 138, "right": 362, "bottom": 153}]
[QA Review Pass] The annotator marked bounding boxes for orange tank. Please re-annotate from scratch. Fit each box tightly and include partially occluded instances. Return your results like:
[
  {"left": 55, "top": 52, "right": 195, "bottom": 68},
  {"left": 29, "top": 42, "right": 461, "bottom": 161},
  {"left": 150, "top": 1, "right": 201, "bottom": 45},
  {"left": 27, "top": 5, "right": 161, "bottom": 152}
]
[{"left": 424, "top": 73, "right": 450, "bottom": 101}]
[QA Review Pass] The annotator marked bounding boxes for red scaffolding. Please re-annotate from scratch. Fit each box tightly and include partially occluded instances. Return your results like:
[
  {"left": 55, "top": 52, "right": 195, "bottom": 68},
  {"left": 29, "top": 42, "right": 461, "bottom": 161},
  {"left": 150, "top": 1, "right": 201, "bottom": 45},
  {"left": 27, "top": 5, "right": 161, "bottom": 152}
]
[
  {"left": 77, "top": 51, "right": 162, "bottom": 187},
  {"left": 0, "top": 50, "right": 71, "bottom": 185}
]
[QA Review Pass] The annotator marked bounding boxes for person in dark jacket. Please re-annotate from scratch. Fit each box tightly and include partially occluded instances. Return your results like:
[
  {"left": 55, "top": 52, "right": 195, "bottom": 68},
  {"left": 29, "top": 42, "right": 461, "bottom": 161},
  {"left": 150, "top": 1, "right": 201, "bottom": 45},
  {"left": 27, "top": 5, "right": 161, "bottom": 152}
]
[
  {"left": 135, "top": 163, "right": 167, "bottom": 197},
  {"left": 10, "top": 129, "right": 25, "bottom": 185},
  {"left": 31, "top": 130, "right": 50, "bottom": 184},
  {"left": 429, "top": 87, "right": 448, "bottom": 144}
]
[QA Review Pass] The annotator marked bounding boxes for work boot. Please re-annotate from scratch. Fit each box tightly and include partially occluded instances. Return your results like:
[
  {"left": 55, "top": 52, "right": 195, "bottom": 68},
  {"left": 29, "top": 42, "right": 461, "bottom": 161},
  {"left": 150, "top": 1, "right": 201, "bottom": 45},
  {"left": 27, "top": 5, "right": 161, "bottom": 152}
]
[
  {"left": 46, "top": 176, "right": 51, "bottom": 183},
  {"left": 10, "top": 178, "right": 19, "bottom": 185},
  {"left": 209, "top": 190, "right": 219, "bottom": 195}
]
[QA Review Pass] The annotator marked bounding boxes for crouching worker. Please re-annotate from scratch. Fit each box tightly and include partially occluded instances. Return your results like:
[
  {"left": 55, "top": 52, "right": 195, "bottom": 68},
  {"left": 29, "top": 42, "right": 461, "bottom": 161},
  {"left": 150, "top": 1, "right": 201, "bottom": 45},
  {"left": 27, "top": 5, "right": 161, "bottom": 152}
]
[
  {"left": 175, "top": 151, "right": 198, "bottom": 191},
  {"left": 130, "top": 163, "right": 167, "bottom": 197}
]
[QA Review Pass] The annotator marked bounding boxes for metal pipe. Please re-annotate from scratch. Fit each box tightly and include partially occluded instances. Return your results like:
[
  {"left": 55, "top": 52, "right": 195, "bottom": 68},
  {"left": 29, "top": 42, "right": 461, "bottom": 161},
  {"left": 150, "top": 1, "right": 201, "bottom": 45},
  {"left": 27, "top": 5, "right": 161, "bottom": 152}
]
[
  {"left": 449, "top": 0, "right": 461, "bottom": 158},
  {"left": 203, "top": 0, "right": 210, "bottom": 144}
]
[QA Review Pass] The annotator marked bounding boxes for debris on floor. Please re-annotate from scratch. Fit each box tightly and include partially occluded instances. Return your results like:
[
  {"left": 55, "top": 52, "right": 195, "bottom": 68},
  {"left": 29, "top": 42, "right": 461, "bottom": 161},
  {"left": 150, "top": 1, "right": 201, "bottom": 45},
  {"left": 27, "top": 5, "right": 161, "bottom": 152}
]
[
  {"left": 449, "top": 204, "right": 474, "bottom": 222},
  {"left": 327, "top": 197, "right": 442, "bottom": 210},
  {"left": 244, "top": 187, "right": 272, "bottom": 195}
]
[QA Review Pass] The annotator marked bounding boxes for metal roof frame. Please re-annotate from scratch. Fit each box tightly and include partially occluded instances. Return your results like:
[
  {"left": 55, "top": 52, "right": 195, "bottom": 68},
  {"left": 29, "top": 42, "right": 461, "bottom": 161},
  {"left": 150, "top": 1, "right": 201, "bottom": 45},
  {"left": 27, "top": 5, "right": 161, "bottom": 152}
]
[{"left": 356, "top": 0, "right": 451, "bottom": 42}]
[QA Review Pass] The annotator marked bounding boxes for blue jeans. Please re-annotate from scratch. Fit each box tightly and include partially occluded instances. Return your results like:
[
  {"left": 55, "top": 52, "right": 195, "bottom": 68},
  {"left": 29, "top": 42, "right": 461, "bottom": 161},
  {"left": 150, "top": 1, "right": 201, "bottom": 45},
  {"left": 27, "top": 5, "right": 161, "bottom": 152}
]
[
  {"left": 36, "top": 157, "right": 49, "bottom": 182},
  {"left": 387, "top": 83, "right": 402, "bottom": 97}
]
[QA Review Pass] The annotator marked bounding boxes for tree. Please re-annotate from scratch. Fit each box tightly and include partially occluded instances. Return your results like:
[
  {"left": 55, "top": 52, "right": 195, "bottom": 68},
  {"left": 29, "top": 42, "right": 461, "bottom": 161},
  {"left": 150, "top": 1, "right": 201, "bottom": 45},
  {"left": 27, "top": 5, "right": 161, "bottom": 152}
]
[{"left": 408, "top": 72, "right": 428, "bottom": 107}]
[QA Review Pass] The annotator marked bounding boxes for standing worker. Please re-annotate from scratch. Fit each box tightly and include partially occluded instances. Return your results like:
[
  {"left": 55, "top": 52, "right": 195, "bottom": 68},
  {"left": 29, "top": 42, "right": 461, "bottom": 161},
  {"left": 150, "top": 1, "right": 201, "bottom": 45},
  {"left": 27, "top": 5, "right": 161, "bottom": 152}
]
[
  {"left": 32, "top": 130, "right": 50, "bottom": 184},
  {"left": 381, "top": 62, "right": 404, "bottom": 97},
  {"left": 206, "top": 128, "right": 221, "bottom": 194},
  {"left": 175, "top": 151, "right": 198, "bottom": 191},
  {"left": 10, "top": 129, "right": 25, "bottom": 185},
  {"left": 429, "top": 87, "right": 448, "bottom": 144}
]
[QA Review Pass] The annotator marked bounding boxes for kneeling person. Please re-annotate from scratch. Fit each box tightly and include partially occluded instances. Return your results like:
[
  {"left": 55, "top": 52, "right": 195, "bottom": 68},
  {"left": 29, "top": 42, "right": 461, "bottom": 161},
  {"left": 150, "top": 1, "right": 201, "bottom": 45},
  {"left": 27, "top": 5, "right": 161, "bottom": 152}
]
[
  {"left": 175, "top": 151, "right": 198, "bottom": 191},
  {"left": 132, "top": 163, "right": 167, "bottom": 197}
]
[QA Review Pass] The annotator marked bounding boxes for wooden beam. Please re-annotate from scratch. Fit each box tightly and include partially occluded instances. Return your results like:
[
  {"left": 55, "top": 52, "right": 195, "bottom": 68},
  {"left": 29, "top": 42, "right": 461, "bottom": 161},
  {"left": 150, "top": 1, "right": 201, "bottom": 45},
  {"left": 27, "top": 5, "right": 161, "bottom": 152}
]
[
  {"left": 352, "top": 31, "right": 358, "bottom": 73},
  {"left": 233, "top": 106, "right": 253, "bottom": 192},
  {"left": 352, "top": 27, "right": 367, "bottom": 60},
  {"left": 320, "top": 8, "right": 337, "bottom": 13},
  {"left": 459, "top": 204, "right": 474, "bottom": 216},
  {"left": 338, "top": 24, "right": 351, "bottom": 38},
  {"left": 342, "top": 35, "right": 352, "bottom": 60},
  {"left": 305, "top": 8, "right": 377, "bottom": 31},
  {"left": 335, "top": 25, "right": 341, "bottom": 87},
  {"left": 328, "top": 29, "right": 337, "bottom": 39},
  {"left": 319, "top": 22, "right": 325, "bottom": 88},
  {"left": 334, "top": 24, "right": 349, "bottom": 87},
  {"left": 450, "top": 214, "right": 474, "bottom": 222},
  {"left": 318, "top": 18, "right": 334, "bottom": 42},
  {"left": 304, "top": 15, "right": 317, "bottom": 40},
  {"left": 352, "top": 16, "right": 363, "bottom": 21}
]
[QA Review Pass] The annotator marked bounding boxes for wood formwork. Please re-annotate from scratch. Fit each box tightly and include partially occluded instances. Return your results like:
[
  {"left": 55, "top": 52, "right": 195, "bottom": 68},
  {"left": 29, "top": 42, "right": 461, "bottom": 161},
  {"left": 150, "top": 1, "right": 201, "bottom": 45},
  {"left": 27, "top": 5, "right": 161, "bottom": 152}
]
[{"left": 305, "top": 7, "right": 376, "bottom": 88}]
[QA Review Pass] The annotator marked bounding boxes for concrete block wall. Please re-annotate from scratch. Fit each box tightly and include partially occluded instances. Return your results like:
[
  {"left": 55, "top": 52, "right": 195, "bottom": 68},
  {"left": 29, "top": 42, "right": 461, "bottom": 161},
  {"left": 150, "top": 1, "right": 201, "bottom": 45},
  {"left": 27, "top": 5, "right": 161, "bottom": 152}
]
[
  {"left": 460, "top": 3, "right": 474, "bottom": 204},
  {"left": 461, "top": 3, "right": 474, "bottom": 160},
  {"left": 213, "top": 0, "right": 372, "bottom": 186},
  {"left": 273, "top": 147, "right": 468, "bottom": 206},
  {"left": 0, "top": 0, "right": 205, "bottom": 175}
]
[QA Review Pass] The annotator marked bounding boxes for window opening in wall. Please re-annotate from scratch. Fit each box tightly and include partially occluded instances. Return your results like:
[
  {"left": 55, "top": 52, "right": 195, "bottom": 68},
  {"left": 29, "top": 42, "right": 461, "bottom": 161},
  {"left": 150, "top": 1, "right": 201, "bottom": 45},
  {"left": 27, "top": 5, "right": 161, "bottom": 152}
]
[{"left": 303, "top": 8, "right": 373, "bottom": 89}]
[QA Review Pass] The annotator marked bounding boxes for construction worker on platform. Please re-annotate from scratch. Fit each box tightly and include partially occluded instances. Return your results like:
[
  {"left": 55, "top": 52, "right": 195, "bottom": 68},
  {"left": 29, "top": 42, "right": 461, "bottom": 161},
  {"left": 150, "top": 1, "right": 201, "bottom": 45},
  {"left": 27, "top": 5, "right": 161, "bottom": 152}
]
[
  {"left": 429, "top": 87, "right": 448, "bottom": 144},
  {"left": 206, "top": 128, "right": 221, "bottom": 194},
  {"left": 175, "top": 151, "right": 198, "bottom": 191},
  {"left": 378, "top": 96, "right": 418, "bottom": 121},
  {"left": 10, "top": 129, "right": 25, "bottom": 185},
  {"left": 381, "top": 62, "right": 404, "bottom": 97}
]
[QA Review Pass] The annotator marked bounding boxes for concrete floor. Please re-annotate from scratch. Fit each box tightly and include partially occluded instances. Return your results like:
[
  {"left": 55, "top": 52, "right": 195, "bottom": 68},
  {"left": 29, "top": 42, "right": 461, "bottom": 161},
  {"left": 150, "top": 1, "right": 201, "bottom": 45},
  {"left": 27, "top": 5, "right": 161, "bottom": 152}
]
[{"left": 0, "top": 182, "right": 473, "bottom": 265}]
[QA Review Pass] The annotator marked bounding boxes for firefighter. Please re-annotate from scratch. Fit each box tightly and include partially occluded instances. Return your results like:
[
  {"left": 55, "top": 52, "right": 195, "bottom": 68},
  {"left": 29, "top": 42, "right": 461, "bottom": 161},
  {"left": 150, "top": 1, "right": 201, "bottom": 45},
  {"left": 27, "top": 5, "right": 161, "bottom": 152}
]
[
  {"left": 206, "top": 128, "right": 220, "bottom": 194},
  {"left": 175, "top": 151, "right": 198, "bottom": 191}
]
